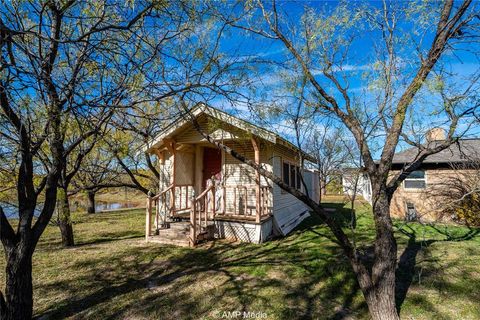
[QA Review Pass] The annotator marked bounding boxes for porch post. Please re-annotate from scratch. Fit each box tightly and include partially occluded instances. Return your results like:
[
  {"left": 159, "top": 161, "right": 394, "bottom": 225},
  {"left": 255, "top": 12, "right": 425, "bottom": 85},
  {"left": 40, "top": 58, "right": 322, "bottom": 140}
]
[
  {"left": 145, "top": 194, "right": 153, "bottom": 241},
  {"left": 165, "top": 139, "right": 176, "bottom": 217},
  {"left": 157, "top": 150, "right": 165, "bottom": 188},
  {"left": 194, "top": 145, "right": 203, "bottom": 195},
  {"left": 251, "top": 137, "right": 261, "bottom": 223},
  {"left": 157, "top": 151, "right": 165, "bottom": 227},
  {"left": 189, "top": 199, "right": 196, "bottom": 247}
]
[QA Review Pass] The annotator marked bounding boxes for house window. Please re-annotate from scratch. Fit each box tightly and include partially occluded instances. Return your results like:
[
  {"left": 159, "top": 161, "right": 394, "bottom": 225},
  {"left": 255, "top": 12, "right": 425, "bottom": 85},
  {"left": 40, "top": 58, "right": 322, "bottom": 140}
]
[
  {"left": 282, "top": 161, "right": 301, "bottom": 190},
  {"left": 404, "top": 170, "right": 426, "bottom": 189},
  {"left": 296, "top": 168, "right": 302, "bottom": 190},
  {"left": 290, "top": 165, "right": 296, "bottom": 188},
  {"left": 283, "top": 162, "right": 290, "bottom": 186}
]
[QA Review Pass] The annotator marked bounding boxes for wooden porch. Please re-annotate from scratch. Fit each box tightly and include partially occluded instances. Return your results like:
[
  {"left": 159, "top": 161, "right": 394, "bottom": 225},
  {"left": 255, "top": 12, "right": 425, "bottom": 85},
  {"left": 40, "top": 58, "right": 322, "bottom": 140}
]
[
  {"left": 145, "top": 137, "right": 273, "bottom": 246},
  {"left": 145, "top": 180, "right": 272, "bottom": 246}
]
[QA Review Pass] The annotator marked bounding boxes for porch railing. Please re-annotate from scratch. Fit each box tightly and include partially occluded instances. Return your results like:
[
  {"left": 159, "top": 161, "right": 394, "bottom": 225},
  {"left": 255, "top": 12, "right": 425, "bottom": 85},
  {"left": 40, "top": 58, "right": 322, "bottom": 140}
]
[
  {"left": 146, "top": 181, "right": 273, "bottom": 243},
  {"left": 145, "top": 183, "right": 194, "bottom": 239},
  {"left": 145, "top": 184, "right": 172, "bottom": 240},
  {"left": 189, "top": 179, "right": 216, "bottom": 246},
  {"left": 219, "top": 185, "right": 272, "bottom": 219}
]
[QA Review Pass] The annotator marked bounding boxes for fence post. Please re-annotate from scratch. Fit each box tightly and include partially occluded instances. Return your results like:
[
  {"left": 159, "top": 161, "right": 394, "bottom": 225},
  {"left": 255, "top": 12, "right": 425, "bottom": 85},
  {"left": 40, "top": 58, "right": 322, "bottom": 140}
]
[{"left": 189, "top": 198, "right": 196, "bottom": 247}]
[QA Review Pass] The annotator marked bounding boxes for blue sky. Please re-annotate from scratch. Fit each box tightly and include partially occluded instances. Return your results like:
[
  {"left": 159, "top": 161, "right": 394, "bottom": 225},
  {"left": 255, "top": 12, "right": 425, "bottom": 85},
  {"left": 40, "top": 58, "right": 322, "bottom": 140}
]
[{"left": 205, "top": 1, "right": 480, "bottom": 159}]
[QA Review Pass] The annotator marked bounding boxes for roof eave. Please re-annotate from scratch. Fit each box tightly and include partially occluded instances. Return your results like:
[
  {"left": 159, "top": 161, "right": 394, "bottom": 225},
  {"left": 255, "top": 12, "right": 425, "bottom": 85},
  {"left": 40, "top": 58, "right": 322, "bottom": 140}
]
[{"left": 144, "top": 104, "right": 318, "bottom": 163}]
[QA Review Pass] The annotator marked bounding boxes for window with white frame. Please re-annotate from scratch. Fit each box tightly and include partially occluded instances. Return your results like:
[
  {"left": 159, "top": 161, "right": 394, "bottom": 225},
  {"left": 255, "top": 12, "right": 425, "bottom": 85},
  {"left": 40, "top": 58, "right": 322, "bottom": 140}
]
[{"left": 403, "top": 170, "right": 426, "bottom": 189}]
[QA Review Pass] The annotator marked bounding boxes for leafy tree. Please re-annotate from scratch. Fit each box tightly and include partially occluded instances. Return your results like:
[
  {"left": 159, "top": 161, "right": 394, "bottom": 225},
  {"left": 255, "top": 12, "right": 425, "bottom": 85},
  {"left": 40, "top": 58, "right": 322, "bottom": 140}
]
[
  {"left": 199, "top": 1, "right": 480, "bottom": 319},
  {"left": 0, "top": 1, "right": 154, "bottom": 318},
  {"left": 309, "top": 126, "right": 355, "bottom": 200},
  {"left": 108, "top": 1, "right": 255, "bottom": 195},
  {"left": 70, "top": 140, "right": 133, "bottom": 214}
]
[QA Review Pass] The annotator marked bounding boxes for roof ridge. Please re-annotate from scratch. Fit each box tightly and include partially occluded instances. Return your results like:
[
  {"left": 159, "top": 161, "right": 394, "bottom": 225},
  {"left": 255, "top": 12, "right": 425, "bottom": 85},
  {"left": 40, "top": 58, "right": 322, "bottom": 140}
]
[{"left": 391, "top": 138, "right": 480, "bottom": 164}]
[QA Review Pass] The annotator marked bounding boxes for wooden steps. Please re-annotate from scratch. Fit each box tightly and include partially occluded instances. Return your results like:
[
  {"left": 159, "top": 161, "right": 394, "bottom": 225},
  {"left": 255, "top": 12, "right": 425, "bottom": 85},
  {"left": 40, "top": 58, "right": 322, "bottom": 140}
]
[
  {"left": 147, "top": 221, "right": 217, "bottom": 247},
  {"left": 148, "top": 222, "right": 190, "bottom": 247}
]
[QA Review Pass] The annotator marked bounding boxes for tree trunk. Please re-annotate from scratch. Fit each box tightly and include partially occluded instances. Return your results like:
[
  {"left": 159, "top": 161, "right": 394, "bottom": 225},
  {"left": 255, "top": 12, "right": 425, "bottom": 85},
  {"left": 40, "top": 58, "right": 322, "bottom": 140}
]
[
  {"left": 318, "top": 176, "right": 327, "bottom": 203},
  {"left": 359, "top": 189, "right": 400, "bottom": 320},
  {"left": 1, "top": 245, "right": 34, "bottom": 320},
  {"left": 87, "top": 190, "right": 96, "bottom": 214},
  {"left": 320, "top": 177, "right": 327, "bottom": 196},
  {"left": 57, "top": 188, "right": 75, "bottom": 247},
  {"left": 318, "top": 179, "right": 322, "bottom": 203}
]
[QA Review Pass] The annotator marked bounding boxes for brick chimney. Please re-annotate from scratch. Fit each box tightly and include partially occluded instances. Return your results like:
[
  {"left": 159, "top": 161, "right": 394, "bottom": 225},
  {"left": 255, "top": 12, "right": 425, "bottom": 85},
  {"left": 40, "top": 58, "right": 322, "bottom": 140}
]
[{"left": 426, "top": 127, "right": 446, "bottom": 142}]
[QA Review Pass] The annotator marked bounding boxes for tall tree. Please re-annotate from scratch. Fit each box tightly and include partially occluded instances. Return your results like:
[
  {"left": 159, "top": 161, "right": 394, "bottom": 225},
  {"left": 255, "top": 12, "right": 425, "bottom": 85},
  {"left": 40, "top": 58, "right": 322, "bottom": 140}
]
[
  {"left": 309, "top": 127, "right": 355, "bottom": 199},
  {"left": 199, "top": 1, "right": 480, "bottom": 319},
  {"left": 0, "top": 1, "right": 154, "bottom": 318},
  {"left": 109, "top": 1, "right": 255, "bottom": 195},
  {"left": 54, "top": 114, "right": 111, "bottom": 246}
]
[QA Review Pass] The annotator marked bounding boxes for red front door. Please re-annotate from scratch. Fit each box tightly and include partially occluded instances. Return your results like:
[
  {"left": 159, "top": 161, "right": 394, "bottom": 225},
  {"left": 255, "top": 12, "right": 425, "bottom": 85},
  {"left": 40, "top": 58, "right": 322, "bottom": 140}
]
[{"left": 202, "top": 147, "right": 222, "bottom": 189}]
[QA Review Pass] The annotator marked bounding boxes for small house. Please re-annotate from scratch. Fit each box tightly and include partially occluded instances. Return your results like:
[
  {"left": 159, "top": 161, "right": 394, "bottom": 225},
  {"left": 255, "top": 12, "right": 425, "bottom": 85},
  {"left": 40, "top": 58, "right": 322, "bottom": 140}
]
[
  {"left": 144, "top": 104, "right": 320, "bottom": 246},
  {"left": 342, "top": 128, "right": 480, "bottom": 221}
]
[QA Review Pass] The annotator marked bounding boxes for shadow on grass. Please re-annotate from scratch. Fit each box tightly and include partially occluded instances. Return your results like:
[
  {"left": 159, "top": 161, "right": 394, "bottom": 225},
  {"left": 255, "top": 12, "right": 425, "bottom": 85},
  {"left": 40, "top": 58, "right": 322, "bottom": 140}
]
[
  {"left": 299, "top": 202, "right": 480, "bottom": 318},
  {"left": 32, "top": 206, "right": 480, "bottom": 320},
  {"left": 394, "top": 222, "right": 480, "bottom": 315},
  {"left": 74, "top": 230, "right": 144, "bottom": 247},
  {"left": 34, "top": 210, "right": 370, "bottom": 320}
]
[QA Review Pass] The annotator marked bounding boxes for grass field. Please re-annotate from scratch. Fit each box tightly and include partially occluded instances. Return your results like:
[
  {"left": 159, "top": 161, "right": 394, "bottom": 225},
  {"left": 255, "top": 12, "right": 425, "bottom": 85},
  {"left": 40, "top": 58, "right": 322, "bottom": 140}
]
[{"left": 1, "top": 199, "right": 479, "bottom": 319}]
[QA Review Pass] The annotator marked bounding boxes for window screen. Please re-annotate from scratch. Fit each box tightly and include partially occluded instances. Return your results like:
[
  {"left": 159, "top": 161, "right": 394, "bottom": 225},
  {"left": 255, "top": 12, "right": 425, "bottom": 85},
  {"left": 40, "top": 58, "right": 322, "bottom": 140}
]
[
  {"left": 406, "top": 202, "right": 418, "bottom": 221},
  {"left": 282, "top": 161, "right": 302, "bottom": 190},
  {"left": 404, "top": 180, "right": 426, "bottom": 189}
]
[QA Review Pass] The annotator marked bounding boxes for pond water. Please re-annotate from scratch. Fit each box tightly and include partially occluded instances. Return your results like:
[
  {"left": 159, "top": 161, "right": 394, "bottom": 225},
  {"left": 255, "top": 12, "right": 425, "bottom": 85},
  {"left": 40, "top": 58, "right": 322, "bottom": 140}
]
[
  {"left": 2, "top": 204, "right": 42, "bottom": 219},
  {"left": 2, "top": 201, "right": 140, "bottom": 219},
  {"left": 93, "top": 201, "right": 138, "bottom": 212},
  {"left": 68, "top": 200, "right": 140, "bottom": 212}
]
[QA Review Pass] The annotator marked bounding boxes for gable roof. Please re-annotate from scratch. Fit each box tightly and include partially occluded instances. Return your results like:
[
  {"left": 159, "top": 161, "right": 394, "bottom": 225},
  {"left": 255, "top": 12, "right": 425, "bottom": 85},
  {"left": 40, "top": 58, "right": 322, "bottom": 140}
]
[
  {"left": 145, "top": 104, "right": 317, "bottom": 162},
  {"left": 392, "top": 139, "right": 480, "bottom": 165}
]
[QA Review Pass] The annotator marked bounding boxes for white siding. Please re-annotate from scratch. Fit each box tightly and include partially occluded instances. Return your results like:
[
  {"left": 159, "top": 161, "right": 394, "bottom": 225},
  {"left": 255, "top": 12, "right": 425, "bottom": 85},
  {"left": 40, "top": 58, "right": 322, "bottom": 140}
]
[
  {"left": 222, "top": 141, "right": 273, "bottom": 216},
  {"left": 159, "top": 151, "right": 172, "bottom": 191},
  {"left": 342, "top": 172, "right": 372, "bottom": 205},
  {"left": 175, "top": 114, "right": 210, "bottom": 144},
  {"left": 271, "top": 148, "right": 310, "bottom": 236},
  {"left": 302, "top": 169, "right": 320, "bottom": 204}
]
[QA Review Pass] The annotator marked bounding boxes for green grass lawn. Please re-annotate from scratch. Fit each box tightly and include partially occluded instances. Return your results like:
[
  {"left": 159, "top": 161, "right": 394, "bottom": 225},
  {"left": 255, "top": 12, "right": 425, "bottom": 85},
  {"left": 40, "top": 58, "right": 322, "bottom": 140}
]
[{"left": 1, "top": 201, "right": 479, "bottom": 320}]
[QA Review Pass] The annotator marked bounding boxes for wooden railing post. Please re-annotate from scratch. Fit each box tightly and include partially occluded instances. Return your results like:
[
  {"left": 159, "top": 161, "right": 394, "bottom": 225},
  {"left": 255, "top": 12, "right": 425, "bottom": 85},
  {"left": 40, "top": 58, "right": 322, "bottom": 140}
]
[
  {"left": 154, "top": 199, "right": 159, "bottom": 234},
  {"left": 211, "top": 178, "right": 216, "bottom": 219},
  {"left": 145, "top": 194, "right": 153, "bottom": 241},
  {"left": 189, "top": 199, "right": 196, "bottom": 247}
]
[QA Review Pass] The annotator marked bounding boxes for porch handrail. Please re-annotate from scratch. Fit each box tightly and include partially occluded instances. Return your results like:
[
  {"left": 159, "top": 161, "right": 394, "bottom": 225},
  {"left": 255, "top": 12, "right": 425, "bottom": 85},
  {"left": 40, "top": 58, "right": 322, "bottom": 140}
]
[
  {"left": 195, "top": 184, "right": 214, "bottom": 201},
  {"left": 152, "top": 184, "right": 174, "bottom": 201},
  {"left": 189, "top": 178, "right": 216, "bottom": 246},
  {"left": 146, "top": 184, "right": 179, "bottom": 241}
]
